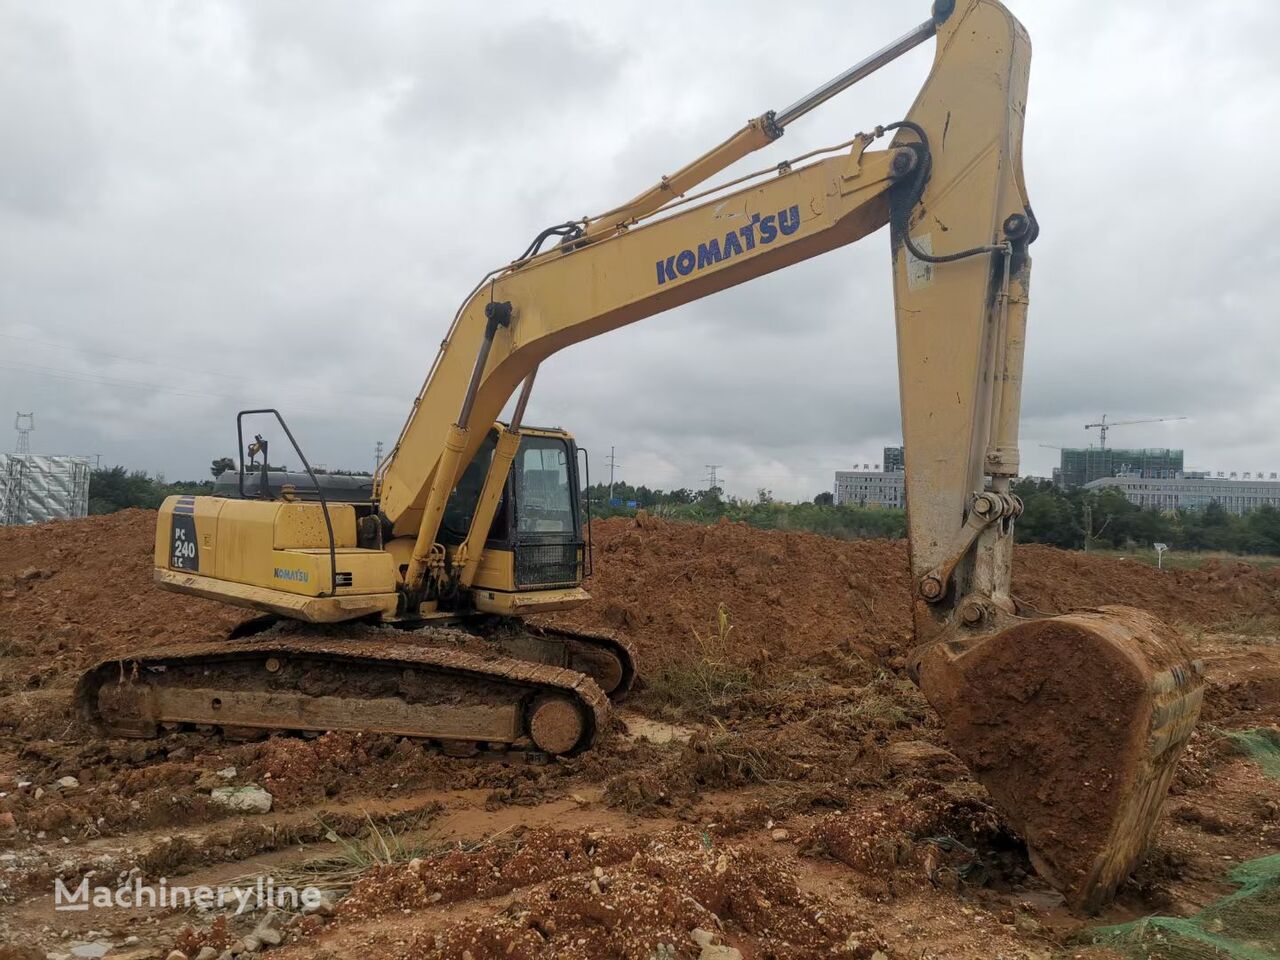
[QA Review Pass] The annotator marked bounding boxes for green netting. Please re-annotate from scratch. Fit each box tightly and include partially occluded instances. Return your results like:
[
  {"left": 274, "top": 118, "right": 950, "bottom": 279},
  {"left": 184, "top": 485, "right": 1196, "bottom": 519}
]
[
  {"left": 1085, "top": 728, "right": 1280, "bottom": 959},
  {"left": 1223, "top": 728, "right": 1280, "bottom": 780},
  {"left": 1087, "top": 856, "right": 1280, "bottom": 959}
]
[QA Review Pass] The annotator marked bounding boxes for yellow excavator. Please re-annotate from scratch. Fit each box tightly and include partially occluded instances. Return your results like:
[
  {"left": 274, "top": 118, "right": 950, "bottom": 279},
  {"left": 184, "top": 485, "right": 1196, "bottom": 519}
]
[{"left": 78, "top": 0, "right": 1203, "bottom": 911}]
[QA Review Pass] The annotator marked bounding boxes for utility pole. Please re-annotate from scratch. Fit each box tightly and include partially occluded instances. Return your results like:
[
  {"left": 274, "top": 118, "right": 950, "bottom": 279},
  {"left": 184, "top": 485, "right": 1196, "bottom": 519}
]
[
  {"left": 606, "top": 446, "right": 620, "bottom": 502},
  {"left": 14, "top": 412, "right": 33, "bottom": 455}
]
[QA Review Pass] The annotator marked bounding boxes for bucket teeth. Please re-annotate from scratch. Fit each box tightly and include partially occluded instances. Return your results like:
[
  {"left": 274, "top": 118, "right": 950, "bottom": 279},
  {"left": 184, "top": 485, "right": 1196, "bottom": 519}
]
[{"left": 914, "top": 605, "right": 1204, "bottom": 911}]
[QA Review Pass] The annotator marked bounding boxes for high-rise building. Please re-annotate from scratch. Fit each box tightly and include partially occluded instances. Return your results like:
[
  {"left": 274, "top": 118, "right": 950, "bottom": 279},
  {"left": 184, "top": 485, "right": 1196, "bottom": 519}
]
[{"left": 1057, "top": 447, "right": 1183, "bottom": 490}]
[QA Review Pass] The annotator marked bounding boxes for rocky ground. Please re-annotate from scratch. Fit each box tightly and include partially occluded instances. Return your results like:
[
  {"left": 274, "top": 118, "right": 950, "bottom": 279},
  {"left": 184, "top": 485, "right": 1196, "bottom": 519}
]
[{"left": 0, "top": 511, "right": 1277, "bottom": 959}]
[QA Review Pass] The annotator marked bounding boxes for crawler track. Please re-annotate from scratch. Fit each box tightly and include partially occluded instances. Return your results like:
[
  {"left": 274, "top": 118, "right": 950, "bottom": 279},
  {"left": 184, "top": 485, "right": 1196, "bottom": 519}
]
[
  {"left": 75, "top": 632, "right": 609, "bottom": 757},
  {"left": 486, "top": 621, "right": 637, "bottom": 701}
]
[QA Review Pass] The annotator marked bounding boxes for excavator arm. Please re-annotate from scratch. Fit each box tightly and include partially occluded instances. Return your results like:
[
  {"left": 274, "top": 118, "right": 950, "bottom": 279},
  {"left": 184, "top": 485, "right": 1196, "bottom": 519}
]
[
  {"left": 373, "top": 0, "right": 1203, "bottom": 912},
  {"left": 381, "top": 0, "right": 1029, "bottom": 625}
]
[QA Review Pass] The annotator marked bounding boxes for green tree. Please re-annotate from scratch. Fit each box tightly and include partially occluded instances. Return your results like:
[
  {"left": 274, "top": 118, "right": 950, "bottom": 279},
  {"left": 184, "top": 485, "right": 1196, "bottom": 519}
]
[{"left": 88, "top": 466, "right": 166, "bottom": 514}]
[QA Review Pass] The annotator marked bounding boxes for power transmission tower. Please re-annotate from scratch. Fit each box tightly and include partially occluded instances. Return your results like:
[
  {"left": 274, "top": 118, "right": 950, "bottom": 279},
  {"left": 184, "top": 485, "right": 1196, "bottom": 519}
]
[
  {"left": 374, "top": 440, "right": 384, "bottom": 476},
  {"left": 705, "top": 464, "right": 721, "bottom": 491},
  {"left": 14, "top": 413, "right": 33, "bottom": 454}
]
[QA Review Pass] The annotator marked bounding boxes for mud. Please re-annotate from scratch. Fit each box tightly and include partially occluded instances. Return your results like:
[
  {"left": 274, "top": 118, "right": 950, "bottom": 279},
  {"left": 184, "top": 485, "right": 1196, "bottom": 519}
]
[{"left": 1, "top": 511, "right": 1278, "bottom": 958}]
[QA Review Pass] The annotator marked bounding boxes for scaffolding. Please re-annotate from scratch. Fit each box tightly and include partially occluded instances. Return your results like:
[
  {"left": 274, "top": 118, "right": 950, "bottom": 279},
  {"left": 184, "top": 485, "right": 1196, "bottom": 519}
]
[{"left": 0, "top": 455, "right": 91, "bottom": 525}]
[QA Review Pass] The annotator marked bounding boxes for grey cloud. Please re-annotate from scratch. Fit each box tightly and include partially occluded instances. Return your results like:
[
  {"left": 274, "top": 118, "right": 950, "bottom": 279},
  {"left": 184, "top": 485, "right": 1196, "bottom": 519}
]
[
  {"left": 1, "top": 0, "right": 1278, "bottom": 497},
  {"left": 0, "top": 6, "right": 101, "bottom": 217}
]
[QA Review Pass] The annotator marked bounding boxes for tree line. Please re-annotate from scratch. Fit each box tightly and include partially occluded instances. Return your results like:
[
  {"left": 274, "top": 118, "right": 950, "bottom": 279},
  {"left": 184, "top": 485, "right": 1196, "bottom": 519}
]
[
  {"left": 85, "top": 467, "right": 1280, "bottom": 556},
  {"left": 587, "top": 479, "right": 1280, "bottom": 555}
]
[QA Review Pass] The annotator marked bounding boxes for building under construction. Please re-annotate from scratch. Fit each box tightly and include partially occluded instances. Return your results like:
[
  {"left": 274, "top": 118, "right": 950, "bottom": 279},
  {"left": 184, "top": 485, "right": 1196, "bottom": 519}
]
[{"left": 1056, "top": 447, "right": 1184, "bottom": 490}]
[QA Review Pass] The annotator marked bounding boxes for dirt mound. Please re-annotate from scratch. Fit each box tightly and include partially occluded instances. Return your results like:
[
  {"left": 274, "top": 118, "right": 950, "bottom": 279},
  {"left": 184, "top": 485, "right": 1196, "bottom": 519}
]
[
  {"left": 340, "top": 826, "right": 886, "bottom": 960},
  {"left": 801, "top": 779, "right": 1011, "bottom": 895},
  {"left": 3, "top": 508, "right": 1277, "bottom": 704},
  {"left": 546, "top": 514, "right": 1280, "bottom": 674},
  {"left": 0, "top": 509, "right": 246, "bottom": 695}
]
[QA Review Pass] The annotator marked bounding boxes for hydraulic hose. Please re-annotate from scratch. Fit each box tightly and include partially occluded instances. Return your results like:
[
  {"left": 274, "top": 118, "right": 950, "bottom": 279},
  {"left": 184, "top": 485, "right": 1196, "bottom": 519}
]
[{"left": 883, "top": 120, "right": 1011, "bottom": 264}]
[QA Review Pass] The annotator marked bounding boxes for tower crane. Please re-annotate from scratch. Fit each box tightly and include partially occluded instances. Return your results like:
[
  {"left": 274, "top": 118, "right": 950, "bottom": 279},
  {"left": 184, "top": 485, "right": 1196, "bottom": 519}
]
[{"left": 1084, "top": 414, "right": 1187, "bottom": 450}]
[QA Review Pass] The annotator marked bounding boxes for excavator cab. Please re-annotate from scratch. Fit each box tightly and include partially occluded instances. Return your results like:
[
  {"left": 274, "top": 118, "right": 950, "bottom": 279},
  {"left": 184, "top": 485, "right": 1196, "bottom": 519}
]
[{"left": 438, "top": 426, "right": 592, "bottom": 613}]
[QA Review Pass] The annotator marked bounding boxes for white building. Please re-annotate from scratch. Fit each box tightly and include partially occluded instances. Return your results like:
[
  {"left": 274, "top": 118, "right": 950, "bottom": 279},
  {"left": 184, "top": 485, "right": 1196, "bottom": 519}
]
[
  {"left": 834, "top": 469, "right": 906, "bottom": 509},
  {"left": 1085, "top": 474, "right": 1280, "bottom": 516}
]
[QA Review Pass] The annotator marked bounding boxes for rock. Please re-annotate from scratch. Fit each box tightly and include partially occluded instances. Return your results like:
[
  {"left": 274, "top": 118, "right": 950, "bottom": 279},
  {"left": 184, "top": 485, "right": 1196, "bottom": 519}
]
[
  {"left": 34, "top": 787, "right": 44, "bottom": 800},
  {"left": 69, "top": 944, "right": 113, "bottom": 960},
  {"left": 0, "top": 811, "right": 15, "bottom": 834},
  {"left": 698, "top": 947, "right": 742, "bottom": 960},
  {"left": 165, "top": 952, "right": 189, "bottom": 960},
  {"left": 209, "top": 785, "right": 272, "bottom": 814},
  {"left": 769, "top": 828, "right": 789, "bottom": 842},
  {"left": 588, "top": 880, "right": 602, "bottom": 895},
  {"left": 57, "top": 776, "right": 80, "bottom": 790},
  {"left": 240, "top": 935, "right": 261, "bottom": 953},
  {"left": 872, "top": 953, "right": 889, "bottom": 960},
  {"left": 251, "top": 914, "right": 282, "bottom": 948},
  {"left": 216, "top": 767, "right": 237, "bottom": 780},
  {"left": 166, "top": 746, "right": 191, "bottom": 761},
  {"left": 303, "top": 890, "right": 338, "bottom": 915},
  {"left": 123, "top": 937, "right": 140, "bottom": 946},
  {"left": 690, "top": 928, "right": 717, "bottom": 947},
  {"left": 407, "top": 857, "right": 423, "bottom": 873},
  {"left": 194, "top": 950, "right": 219, "bottom": 960},
  {"left": 17, "top": 566, "right": 42, "bottom": 581},
  {"left": 1014, "top": 915, "right": 1041, "bottom": 935},
  {"left": 885, "top": 740, "right": 964, "bottom": 778}
]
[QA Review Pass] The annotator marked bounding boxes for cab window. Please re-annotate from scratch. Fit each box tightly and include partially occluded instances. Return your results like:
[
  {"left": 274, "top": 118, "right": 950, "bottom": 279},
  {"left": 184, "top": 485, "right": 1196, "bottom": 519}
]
[
  {"left": 440, "top": 431, "right": 497, "bottom": 544},
  {"left": 514, "top": 437, "right": 575, "bottom": 537}
]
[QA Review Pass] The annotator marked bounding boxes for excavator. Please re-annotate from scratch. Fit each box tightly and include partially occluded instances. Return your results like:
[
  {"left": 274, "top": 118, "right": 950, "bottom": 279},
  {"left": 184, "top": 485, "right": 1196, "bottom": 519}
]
[{"left": 77, "top": 0, "right": 1204, "bottom": 912}]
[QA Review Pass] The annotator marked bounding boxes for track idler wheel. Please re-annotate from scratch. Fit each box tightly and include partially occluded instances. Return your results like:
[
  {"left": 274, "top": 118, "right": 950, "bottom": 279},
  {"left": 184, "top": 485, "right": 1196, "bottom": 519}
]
[
  {"left": 527, "top": 695, "right": 588, "bottom": 755},
  {"left": 913, "top": 605, "right": 1204, "bottom": 912}
]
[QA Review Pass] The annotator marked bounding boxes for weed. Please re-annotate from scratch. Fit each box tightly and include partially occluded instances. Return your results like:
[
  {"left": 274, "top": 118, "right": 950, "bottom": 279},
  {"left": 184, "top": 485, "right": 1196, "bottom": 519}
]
[
  {"left": 1205, "top": 614, "right": 1280, "bottom": 643},
  {"left": 646, "top": 603, "right": 754, "bottom": 717},
  {"left": 319, "top": 811, "right": 435, "bottom": 869}
]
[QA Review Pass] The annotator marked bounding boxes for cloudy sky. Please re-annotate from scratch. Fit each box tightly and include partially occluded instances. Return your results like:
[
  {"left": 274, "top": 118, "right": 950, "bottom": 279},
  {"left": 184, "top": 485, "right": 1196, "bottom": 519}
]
[{"left": 2, "top": 0, "right": 1278, "bottom": 499}]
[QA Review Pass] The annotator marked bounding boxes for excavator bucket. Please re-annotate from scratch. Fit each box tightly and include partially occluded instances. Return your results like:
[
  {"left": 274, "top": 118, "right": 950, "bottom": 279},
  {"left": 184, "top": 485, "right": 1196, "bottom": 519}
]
[{"left": 914, "top": 605, "right": 1204, "bottom": 912}]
